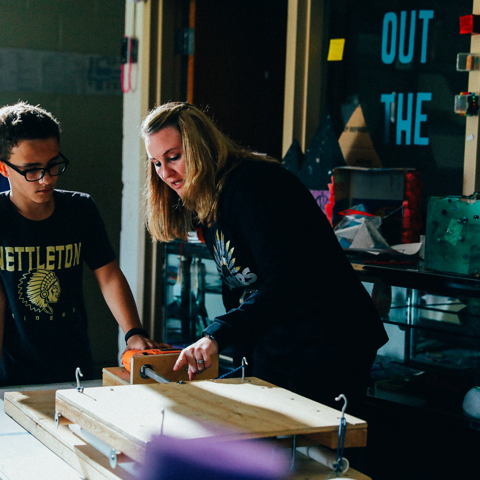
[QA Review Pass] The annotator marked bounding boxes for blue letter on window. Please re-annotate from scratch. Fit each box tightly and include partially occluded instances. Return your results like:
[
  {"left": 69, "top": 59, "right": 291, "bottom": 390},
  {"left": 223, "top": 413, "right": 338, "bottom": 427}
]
[
  {"left": 414, "top": 92, "right": 431, "bottom": 145},
  {"left": 381, "top": 93, "right": 396, "bottom": 144},
  {"left": 397, "top": 93, "right": 414, "bottom": 145},
  {"left": 419, "top": 10, "right": 434, "bottom": 63},
  {"left": 399, "top": 11, "right": 416, "bottom": 64},
  {"left": 382, "top": 12, "right": 397, "bottom": 64}
]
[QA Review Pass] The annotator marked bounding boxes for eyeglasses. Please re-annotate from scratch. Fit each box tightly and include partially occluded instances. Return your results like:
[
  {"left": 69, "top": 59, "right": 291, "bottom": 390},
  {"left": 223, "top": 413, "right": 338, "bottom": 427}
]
[{"left": 0, "top": 153, "right": 69, "bottom": 182}]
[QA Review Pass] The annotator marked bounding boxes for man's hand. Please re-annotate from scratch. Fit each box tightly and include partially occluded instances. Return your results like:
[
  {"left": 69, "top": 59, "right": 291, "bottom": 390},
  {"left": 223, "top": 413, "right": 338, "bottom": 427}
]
[
  {"left": 173, "top": 336, "right": 218, "bottom": 381},
  {"left": 122, "top": 335, "right": 172, "bottom": 355}
]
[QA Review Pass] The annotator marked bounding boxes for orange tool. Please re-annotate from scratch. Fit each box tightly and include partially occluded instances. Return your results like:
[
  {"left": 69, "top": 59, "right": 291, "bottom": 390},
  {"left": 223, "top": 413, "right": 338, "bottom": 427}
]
[{"left": 122, "top": 348, "right": 182, "bottom": 372}]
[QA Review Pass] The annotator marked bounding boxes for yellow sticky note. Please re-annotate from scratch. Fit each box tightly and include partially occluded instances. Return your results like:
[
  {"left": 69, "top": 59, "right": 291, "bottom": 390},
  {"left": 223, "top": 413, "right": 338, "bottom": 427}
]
[{"left": 327, "top": 38, "right": 345, "bottom": 61}]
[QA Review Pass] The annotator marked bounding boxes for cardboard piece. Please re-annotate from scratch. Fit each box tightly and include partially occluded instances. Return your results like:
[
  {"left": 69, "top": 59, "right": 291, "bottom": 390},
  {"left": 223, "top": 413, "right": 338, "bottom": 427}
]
[
  {"left": 339, "top": 105, "right": 382, "bottom": 168},
  {"left": 333, "top": 167, "right": 410, "bottom": 214},
  {"left": 332, "top": 166, "right": 416, "bottom": 245}
]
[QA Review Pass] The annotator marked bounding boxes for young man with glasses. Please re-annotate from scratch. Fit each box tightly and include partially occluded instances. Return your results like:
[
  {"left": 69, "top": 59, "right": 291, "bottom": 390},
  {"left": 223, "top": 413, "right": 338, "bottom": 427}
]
[{"left": 0, "top": 102, "right": 166, "bottom": 387}]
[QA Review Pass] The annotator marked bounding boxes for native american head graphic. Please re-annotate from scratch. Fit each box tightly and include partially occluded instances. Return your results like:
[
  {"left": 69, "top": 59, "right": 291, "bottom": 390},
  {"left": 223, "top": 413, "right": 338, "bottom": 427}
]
[{"left": 18, "top": 269, "right": 61, "bottom": 315}]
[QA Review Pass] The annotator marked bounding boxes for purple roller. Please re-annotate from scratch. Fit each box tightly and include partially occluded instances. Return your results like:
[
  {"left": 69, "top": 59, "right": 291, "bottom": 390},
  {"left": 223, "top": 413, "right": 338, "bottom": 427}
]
[{"left": 141, "top": 435, "right": 290, "bottom": 480}]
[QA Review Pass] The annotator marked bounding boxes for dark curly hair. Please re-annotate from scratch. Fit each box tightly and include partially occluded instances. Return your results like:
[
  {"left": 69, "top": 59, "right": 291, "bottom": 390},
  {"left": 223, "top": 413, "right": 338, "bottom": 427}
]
[{"left": 0, "top": 102, "right": 60, "bottom": 162}]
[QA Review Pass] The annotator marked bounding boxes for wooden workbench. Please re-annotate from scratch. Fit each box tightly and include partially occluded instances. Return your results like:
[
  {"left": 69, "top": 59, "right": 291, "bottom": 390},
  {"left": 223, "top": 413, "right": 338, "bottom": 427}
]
[
  {"left": 5, "top": 377, "right": 371, "bottom": 480},
  {"left": 55, "top": 377, "right": 367, "bottom": 460}
]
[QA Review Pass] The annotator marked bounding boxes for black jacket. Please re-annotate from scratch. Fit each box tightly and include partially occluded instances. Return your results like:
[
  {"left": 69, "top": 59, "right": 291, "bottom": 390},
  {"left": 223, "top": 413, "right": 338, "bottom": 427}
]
[{"left": 201, "top": 160, "right": 388, "bottom": 369}]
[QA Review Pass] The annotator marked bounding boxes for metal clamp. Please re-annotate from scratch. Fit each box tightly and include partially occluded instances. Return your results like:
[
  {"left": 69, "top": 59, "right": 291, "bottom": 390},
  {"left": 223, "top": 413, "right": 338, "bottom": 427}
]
[
  {"left": 140, "top": 364, "right": 171, "bottom": 384},
  {"left": 69, "top": 424, "right": 120, "bottom": 469},
  {"left": 54, "top": 411, "right": 61, "bottom": 429}
]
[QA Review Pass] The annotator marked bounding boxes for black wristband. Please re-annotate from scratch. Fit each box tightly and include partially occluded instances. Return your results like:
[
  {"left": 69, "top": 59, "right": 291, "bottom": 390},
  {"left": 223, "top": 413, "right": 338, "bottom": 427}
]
[{"left": 125, "top": 327, "right": 149, "bottom": 344}]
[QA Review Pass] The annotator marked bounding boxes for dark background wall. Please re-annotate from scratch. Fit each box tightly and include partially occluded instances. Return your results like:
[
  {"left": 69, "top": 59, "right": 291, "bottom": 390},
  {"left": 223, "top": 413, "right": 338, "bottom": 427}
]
[{"left": 193, "top": 0, "right": 288, "bottom": 160}]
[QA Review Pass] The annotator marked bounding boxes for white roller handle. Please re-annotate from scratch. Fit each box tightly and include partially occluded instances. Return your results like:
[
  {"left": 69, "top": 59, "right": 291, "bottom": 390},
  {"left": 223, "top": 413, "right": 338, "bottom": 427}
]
[{"left": 297, "top": 445, "right": 349, "bottom": 473}]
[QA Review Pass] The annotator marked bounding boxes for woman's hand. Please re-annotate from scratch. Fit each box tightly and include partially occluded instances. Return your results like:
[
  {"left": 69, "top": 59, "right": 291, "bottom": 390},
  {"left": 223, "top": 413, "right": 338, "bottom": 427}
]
[{"left": 173, "top": 336, "right": 219, "bottom": 381}]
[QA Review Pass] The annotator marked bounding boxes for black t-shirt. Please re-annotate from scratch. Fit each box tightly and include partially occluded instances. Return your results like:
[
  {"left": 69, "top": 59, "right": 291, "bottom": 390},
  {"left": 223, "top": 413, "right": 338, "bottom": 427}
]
[
  {"left": 202, "top": 160, "right": 388, "bottom": 368},
  {"left": 0, "top": 190, "right": 116, "bottom": 386}
]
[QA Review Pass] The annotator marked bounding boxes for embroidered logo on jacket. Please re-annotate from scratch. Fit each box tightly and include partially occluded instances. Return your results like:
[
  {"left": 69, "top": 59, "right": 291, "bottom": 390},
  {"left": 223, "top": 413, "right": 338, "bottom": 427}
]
[
  {"left": 213, "top": 230, "right": 257, "bottom": 290},
  {"left": 18, "top": 269, "right": 61, "bottom": 314}
]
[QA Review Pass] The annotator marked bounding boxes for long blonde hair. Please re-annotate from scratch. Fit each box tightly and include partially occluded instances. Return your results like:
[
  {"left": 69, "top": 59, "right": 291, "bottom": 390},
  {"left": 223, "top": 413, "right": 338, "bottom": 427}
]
[{"left": 141, "top": 102, "right": 279, "bottom": 242}]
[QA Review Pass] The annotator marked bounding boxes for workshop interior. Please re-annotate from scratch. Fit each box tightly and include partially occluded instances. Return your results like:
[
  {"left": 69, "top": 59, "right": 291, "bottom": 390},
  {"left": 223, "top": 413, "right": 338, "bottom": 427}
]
[{"left": 2, "top": 0, "right": 480, "bottom": 479}]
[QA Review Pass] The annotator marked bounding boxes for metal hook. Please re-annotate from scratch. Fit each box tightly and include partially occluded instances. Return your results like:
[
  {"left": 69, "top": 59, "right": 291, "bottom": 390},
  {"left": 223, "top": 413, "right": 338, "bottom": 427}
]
[
  {"left": 241, "top": 357, "right": 248, "bottom": 381},
  {"left": 333, "top": 394, "right": 348, "bottom": 476},
  {"left": 335, "top": 394, "right": 347, "bottom": 418},
  {"left": 76, "top": 367, "right": 84, "bottom": 393}
]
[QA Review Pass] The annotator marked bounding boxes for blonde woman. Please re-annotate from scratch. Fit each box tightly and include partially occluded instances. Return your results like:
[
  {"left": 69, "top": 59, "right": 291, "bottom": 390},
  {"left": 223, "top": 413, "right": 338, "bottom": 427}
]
[{"left": 142, "top": 102, "right": 387, "bottom": 417}]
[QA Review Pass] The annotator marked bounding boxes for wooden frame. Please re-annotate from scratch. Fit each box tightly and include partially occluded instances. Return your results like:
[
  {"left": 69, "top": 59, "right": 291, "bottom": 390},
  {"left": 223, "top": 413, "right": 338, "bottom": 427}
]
[
  {"left": 283, "top": 0, "right": 326, "bottom": 157},
  {"left": 102, "top": 353, "right": 219, "bottom": 386},
  {"left": 464, "top": 0, "right": 480, "bottom": 195}
]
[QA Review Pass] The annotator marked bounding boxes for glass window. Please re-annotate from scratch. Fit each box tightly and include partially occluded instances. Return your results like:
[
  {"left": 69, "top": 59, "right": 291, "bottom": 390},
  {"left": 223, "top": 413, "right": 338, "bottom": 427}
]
[{"left": 326, "top": 0, "right": 472, "bottom": 201}]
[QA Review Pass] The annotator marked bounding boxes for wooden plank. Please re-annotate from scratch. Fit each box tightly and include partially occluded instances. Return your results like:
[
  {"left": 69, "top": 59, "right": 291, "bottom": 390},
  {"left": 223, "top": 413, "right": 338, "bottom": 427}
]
[
  {"left": 129, "top": 352, "right": 219, "bottom": 384},
  {"left": 55, "top": 393, "right": 147, "bottom": 463},
  {"left": 304, "top": 428, "right": 368, "bottom": 450},
  {"left": 103, "top": 367, "right": 130, "bottom": 386},
  {"left": 4, "top": 390, "right": 135, "bottom": 480},
  {"left": 274, "top": 429, "right": 367, "bottom": 450},
  {"left": 73, "top": 445, "right": 139, "bottom": 480},
  {"left": 55, "top": 377, "right": 367, "bottom": 464}
]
